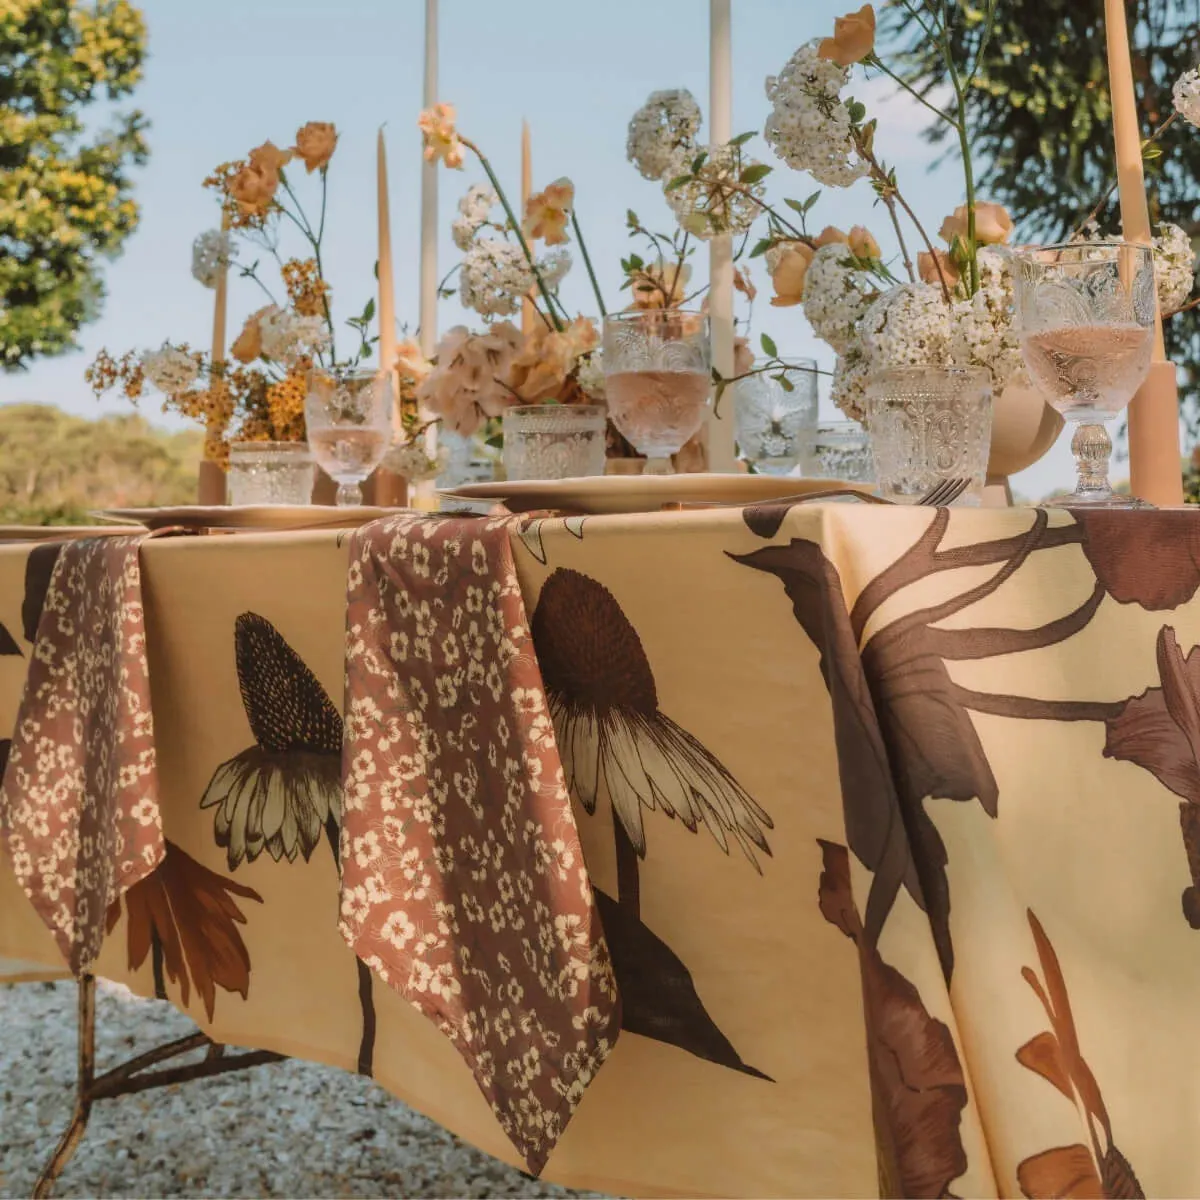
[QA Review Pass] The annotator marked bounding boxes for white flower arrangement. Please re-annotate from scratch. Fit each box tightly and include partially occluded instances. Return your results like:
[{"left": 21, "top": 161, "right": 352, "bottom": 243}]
[
  {"left": 140, "top": 344, "right": 200, "bottom": 395},
  {"left": 626, "top": 89, "right": 703, "bottom": 181},
  {"left": 191, "top": 229, "right": 234, "bottom": 289}
]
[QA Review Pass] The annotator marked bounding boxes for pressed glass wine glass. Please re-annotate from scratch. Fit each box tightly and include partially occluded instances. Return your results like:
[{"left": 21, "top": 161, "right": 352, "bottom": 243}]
[
  {"left": 601, "top": 310, "right": 711, "bottom": 474},
  {"left": 733, "top": 359, "right": 819, "bottom": 475},
  {"left": 1014, "top": 240, "right": 1156, "bottom": 507},
  {"left": 305, "top": 367, "right": 393, "bottom": 506}
]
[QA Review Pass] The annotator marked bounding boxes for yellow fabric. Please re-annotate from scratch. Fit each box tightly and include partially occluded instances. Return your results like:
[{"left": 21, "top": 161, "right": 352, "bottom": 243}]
[{"left": 0, "top": 505, "right": 1193, "bottom": 1197}]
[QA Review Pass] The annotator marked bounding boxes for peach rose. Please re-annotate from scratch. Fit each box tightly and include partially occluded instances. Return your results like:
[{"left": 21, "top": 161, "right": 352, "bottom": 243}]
[
  {"left": 939, "top": 202, "right": 1013, "bottom": 247},
  {"left": 818, "top": 4, "right": 876, "bottom": 67},
  {"left": 228, "top": 163, "right": 279, "bottom": 216},
  {"left": 394, "top": 338, "right": 432, "bottom": 386},
  {"left": 918, "top": 248, "right": 961, "bottom": 289},
  {"left": 769, "top": 243, "right": 815, "bottom": 308},
  {"left": 848, "top": 225, "right": 880, "bottom": 260},
  {"left": 293, "top": 122, "right": 338, "bottom": 173},
  {"left": 248, "top": 141, "right": 293, "bottom": 174},
  {"left": 631, "top": 258, "right": 692, "bottom": 309},
  {"left": 418, "top": 103, "right": 465, "bottom": 170},
  {"left": 814, "top": 226, "right": 850, "bottom": 248},
  {"left": 564, "top": 315, "right": 599, "bottom": 356},
  {"left": 524, "top": 177, "right": 574, "bottom": 245},
  {"left": 230, "top": 306, "right": 275, "bottom": 364}
]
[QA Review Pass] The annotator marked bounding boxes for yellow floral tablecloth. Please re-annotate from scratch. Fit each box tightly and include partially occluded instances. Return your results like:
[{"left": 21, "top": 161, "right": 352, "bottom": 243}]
[{"left": 2, "top": 504, "right": 1198, "bottom": 1197}]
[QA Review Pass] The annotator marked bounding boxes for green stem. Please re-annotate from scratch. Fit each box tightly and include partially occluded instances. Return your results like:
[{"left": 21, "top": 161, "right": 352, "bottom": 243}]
[
  {"left": 279, "top": 172, "right": 338, "bottom": 360},
  {"left": 571, "top": 210, "right": 607, "bottom": 317},
  {"left": 460, "top": 137, "right": 564, "bottom": 332},
  {"left": 867, "top": 55, "right": 956, "bottom": 125},
  {"left": 936, "top": 10, "right": 979, "bottom": 295}
]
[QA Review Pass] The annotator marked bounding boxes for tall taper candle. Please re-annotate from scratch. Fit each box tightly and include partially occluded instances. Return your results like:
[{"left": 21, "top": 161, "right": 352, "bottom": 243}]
[
  {"left": 521, "top": 120, "right": 537, "bottom": 338},
  {"left": 199, "top": 208, "right": 232, "bottom": 504},
  {"left": 419, "top": 0, "right": 439, "bottom": 360},
  {"left": 707, "top": 0, "right": 737, "bottom": 471},
  {"left": 1105, "top": 0, "right": 1182, "bottom": 504},
  {"left": 377, "top": 127, "right": 399, "bottom": 431}
]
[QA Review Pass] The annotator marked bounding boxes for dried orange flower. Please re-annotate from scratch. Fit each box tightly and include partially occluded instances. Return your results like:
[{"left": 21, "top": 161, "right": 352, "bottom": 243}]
[
  {"left": 265, "top": 370, "right": 309, "bottom": 441},
  {"left": 249, "top": 141, "right": 294, "bottom": 174},
  {"left": 818, "top": 5, "right": 876, "bottom": 67},
  {"left": 630, "top": 258, "right": 691, "bottom": 309},
  {"left": 231, "top": 306, "right": 275, "bottom": 364},
  {"left": 281, "top": 258, "right": 330, "bottom": 317},
  {"left": 293, "top": 122, "right": 338, "bottom": 172},
  {"left": 524, "top": 178, "right": 574, "bottom": 245},
  {"left": 228, "top": 161, "right": 280, "bottom": 218}
]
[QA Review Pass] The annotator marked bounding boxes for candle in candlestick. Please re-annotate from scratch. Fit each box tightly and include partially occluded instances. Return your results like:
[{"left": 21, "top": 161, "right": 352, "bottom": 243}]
[
  {"left": 377, "top": 127, "right": 400, "bottom": 435},
  {"left": 707, "top": 0, "right": 737, "bottom": 471},
  {"left": 210, "top": 208, "right": 231, "bottom": 368},
  {"left": 521, "top": 120, "right": 537, "bottom": 338},
  {"left": 1104, "top": 0, "right": 1182, "bottom": 505},
  {"left": 418, "top": 0, "right": 439, "bottom": 360}
]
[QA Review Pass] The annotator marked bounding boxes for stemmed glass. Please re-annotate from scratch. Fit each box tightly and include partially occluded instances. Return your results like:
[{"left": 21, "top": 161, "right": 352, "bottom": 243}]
[
  {"left": 601, "top": 310, "right": 711, "bottom": 474},
  {"left": 305, "top": 368, "right": 393, "bottom": 506},
  {"left": 1013, "top": 240, "right": 1156, "bottom": 507}
]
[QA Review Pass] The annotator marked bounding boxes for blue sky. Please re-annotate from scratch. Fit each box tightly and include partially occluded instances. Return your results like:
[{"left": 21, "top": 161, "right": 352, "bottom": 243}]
[{"left": 0, "top": 0, "right": 1076, "bottom": 497}]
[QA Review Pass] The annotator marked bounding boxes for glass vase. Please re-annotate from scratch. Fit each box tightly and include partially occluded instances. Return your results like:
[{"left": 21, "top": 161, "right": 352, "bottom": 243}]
[{"left": 227, "top": 442, "right": 315, "bottom": 506}]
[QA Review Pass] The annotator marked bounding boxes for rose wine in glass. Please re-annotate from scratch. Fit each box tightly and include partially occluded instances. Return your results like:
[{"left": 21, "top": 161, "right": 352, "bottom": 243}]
[
  {"left": 602, "top": 311, "right": 711, "bottom": 474},
  {"left": 304, "top": 368, "right": 393, "bottom": 506},
  {"left": 1014, "top": 241, "right": 1156, "bottom": 507}
]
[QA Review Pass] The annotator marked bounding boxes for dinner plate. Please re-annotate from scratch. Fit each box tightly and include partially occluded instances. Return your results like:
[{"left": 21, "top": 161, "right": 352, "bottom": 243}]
[
  {"left": 0, "top": 525, "right": 145, "bottom": 542},
  {"left": 439, "top": 473, "right": 869, "bottom": 515},
  {"left": 93, "top": 505, "right": 408, "bottom": 532}
]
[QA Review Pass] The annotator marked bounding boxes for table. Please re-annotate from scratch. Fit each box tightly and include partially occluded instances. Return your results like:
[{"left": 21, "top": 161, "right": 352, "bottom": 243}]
[{"left": 2, "top": 504, "right": 1198, "bottom": 1198}]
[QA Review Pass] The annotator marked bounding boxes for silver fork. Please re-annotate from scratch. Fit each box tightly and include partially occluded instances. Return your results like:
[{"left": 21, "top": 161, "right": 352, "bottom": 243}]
[{"left": 916, "top": 477, "right": 971, "bottom": 507}]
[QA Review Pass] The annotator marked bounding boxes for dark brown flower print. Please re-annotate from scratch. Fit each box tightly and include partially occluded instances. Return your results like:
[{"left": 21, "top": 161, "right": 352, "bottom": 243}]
[
  {"left": 736, "top": 510, "right": 1120, "bottom": 979},
  {"left": 533, "top": 568, "right": 773, "bottom": 872},
  {"left": 1074, "top": 510, "right": 1200, "bottom": 612},
  {"left": 201, "top": 613, "right": 342, "bottom": 870},
  {"left": 1015, "top": 909, "right": 1143, "bottom": 1200},
  {"left": 817, "top": 840, "right": 968, "bottom": 1199},
  {"left": 105, "top": 840, "right": 262, "bottom": 1022},
  {"left": 1104, "top": 625, "right": 1200, "bottom": 927},
  {"left": 200, "top": 612, "right": 374, "bottom": 1075}
]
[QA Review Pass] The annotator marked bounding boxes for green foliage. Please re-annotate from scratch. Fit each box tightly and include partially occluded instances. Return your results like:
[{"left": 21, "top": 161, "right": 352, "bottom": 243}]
[
  {"left": 0, "top": 403, "right": 201, "bottom": 524},
  {"left": 890, "top": 0, "right": 1200, "bottom": 430},
  {"left": 0, "top": 0, "right": 149, "bottom": 371}
]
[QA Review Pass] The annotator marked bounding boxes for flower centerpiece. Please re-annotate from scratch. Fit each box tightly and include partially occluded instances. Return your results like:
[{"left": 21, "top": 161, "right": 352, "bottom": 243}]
[{"left": 88, "top": 122, "right": 441, "bottom": 488}]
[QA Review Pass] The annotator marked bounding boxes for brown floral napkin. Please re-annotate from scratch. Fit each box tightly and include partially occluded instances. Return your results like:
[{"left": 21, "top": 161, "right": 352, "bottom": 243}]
[
  {"left": 340, "top": 511, "right": 620, "bottom": 1175},
  {"left": 0, "top": 534, "right": 164, "bottom": 974}
]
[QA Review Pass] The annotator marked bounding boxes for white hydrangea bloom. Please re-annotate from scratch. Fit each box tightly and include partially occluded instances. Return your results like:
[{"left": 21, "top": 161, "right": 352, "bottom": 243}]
[
  {"left": 664, "top": 143, "right": 764, "bottom": 238},
  {"left": 831, "top": 351, "right": 870, "bottom": 422},
  {"left": 1174, "top": 67, "right": 1200, "bottom": 127},
  {"left": 626, "top": 89, "right": 703, "bottom": 181},
  {"left": 451, "top": 184, "right": 497, "bottom": 250},
  {"left": 191, "top": 229, "right": 233, "bottom": 289},
  {"left": 141, "top": 345, "right": 200, "bottom": 395},
  {"left": 260, "top": 309, "right": 331, "bottom": 361},
  {"left": 860, "top": 283, "right": 954, "bottom": 370},
  {"left": 384, "top": 439, "right": 445, "bottom": 482},
  {"left": 801, "top": 244, "right": 878, "bottom": 354},
  {"left": 460, "top": 239, "right": 536, "bottom": 317},
  {"left": 764, "top": 41, "right": 867, "bottom": 187},
  {"left": 949, "top": 248, "right": 1022, "bottom": 383},
  {"left": 576, "top": 352, "right": 605, "bottom": 400},
  {"left": 539, "top": 247, "right": 572, "bottom": 290},
  {"left": 1153, "top": 222, "right": 1195, "bottom": 313}
]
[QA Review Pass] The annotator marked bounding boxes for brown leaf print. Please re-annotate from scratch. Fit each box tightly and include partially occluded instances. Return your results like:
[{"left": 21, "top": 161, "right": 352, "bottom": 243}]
[
  {"left": 22, "top": 541, "right": 63, "bottom": 644},
  {"left": 1104, "top": 626, "right": 1200, "bottom": 926},
  {"left": 106, "top": 840, "right": 262, "bottom": 1022},
  {"left": 1015, "top": 909, "right": 1144, "bottom": 1200},
  {"left": 817, "top": 840, "right": 968, "bottom": 1199},
  {"left": 1075, "top": 510, "right": 1200, "bottom": 611},
  {"left": 0, "top": 622, "right": 18, "bottom": 656}
]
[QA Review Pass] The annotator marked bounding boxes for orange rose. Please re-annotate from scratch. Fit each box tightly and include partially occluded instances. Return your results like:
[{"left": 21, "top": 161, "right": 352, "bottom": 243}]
[
  {"left": 230, "top": 306, "right": 275, "bottom": 364},
  {"left": 939, "top": 202, "right": 1013, "bottom": 247},
  {"left": 524, "top": 177, "right": 574, "bottom": 245},
  {"left": 814, "top": 225, "right": 850, "bottom": 248},
  {"left": 228, "top": 163, "right": 279, "bottom": 217},
  {"left": 248, "top": 141, "right": 293, "bottom": 174},
  {"left": 418, "top": 103, "right": 465, "bottom": 170},
  {"left": 918, "top": 249, "right": 961, "bottom": 289},
  {"left": 769, "top": 243, "right": 815, "bottom": 308},
  {"left": 848, "top": 226, "right": 880, "bottom": 260},
  {"left": 293, "top": 122, "right": 338, "bottom": 173},
  {"left": 564, "top": 315, "right": 598, "bottom": 356},
  {"left": 818, "top": 5, "right": 876, "bottom": 66}
]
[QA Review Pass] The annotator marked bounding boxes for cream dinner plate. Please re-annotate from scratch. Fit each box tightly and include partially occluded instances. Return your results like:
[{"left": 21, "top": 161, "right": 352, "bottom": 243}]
[
  {"left": 440, "top": 473, "right": 868, "bottom": 515},
  {"left": 93, "top": 505, "right": 408, "bottom": 532}
]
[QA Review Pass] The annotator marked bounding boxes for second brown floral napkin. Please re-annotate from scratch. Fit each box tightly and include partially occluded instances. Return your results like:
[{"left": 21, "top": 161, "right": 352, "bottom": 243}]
[
  {"left": 340, "top": 511, "right": 620, "bottom": 1176},
  {"left": 0, "top": 535, "right": 164, "bottom": 974}
]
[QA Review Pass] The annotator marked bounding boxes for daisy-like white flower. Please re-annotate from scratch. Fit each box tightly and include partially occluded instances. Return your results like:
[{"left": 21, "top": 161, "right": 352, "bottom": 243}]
[
  {"left": 626, "top": 89, "right": 703, "bottom": 181},
  {"left": 801, "top": 243, "right": 878, "bottom": 354},
  {"left": 1152, "top": 221, "right": 1196, "bottom": 313},
  {"left": 191, "top": 229, "right": 234, "bottom": 288},
  {"left": 859, "top": 282, "right": 954, "bottom": 371},
  {"left": 531, "top": 568, "right": 773, "bottom": 870},
  {"left": 764, "top": 40, "right": 867, "bottom": 187},
  {"left": 1174, "top": 66, "right": 1200, "bottom": 128}
]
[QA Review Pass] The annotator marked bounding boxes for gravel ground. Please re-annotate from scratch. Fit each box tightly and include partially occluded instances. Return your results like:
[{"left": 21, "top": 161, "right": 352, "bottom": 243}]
[{"left": 0, "top": 980, "right": 607, "bottom": 1199}]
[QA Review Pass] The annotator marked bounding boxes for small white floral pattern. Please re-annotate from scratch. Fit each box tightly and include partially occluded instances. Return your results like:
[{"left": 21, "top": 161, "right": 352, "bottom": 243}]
[
  {"left": 340, "top": 512, "right": 620, "bottom": 1175},
  {"left": 0, "top": 537, "right": 164, "bottom": 973}
]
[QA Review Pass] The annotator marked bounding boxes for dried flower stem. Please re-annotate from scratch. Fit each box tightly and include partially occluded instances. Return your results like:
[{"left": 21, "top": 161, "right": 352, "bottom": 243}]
[{"left": 571, "top": 210, "right": 607, "bottom": 317}]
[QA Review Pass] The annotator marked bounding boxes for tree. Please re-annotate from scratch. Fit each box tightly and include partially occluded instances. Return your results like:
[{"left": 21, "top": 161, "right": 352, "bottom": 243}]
[
  {"left": 0, "top": 403, "right": 201, "bottom": 524},
  {"left": 891, "top": 0, "right": 1200, "bottom": 431},
  {"left": 0, "top": 1, "right": 148, "bottom": 371}
]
